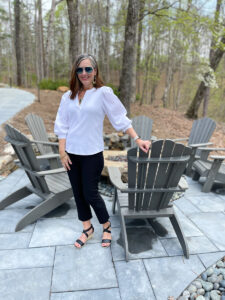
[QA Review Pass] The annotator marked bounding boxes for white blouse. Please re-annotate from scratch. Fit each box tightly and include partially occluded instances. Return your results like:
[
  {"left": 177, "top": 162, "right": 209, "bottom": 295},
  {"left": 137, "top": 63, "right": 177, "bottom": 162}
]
[{"left": 54, "top": 86, "right": 132, "bottom": 155}]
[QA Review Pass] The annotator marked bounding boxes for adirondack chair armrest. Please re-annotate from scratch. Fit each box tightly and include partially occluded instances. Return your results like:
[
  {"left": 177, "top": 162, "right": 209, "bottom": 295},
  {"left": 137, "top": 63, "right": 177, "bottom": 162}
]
[
  {"left": 198, "top": 147, "right": 225, "bottom": 151},
  {"left": 14, "top": 154, "right": 60, "bottom": 167},
  {"left": 172, "top": 137, "right": 189, "bottom": 142},
  {"left": 210, "top": 155, "right": 225, "bottom": 161},
  {"left": 36, "top": 167, "right": 66, "bottom": 176},
  {"left": 150, "top": 136, "right": 157, "bottom": 141},
  {"left": 31, "top": 139, "right": 59, "bottom": 146},
  {"left": 189, "top": 142, "right": 213, "bottom": 148},
  {"left": 36, "top": 153, "right": 60, "bottom": 159},
  {"left": 107, "top": 166, "right": 128, "bottom": 191}
]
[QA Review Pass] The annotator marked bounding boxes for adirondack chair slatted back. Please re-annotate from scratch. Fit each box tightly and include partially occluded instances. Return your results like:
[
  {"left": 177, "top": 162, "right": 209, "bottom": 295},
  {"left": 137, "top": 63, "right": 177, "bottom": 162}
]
[
  {"left": 25, "top": 113, "right": 53, "bottom": 155},
  {"left": 131, "top": 116, "right": 153, "bottom": 147},
  {"left": 127, "top": 140, "right": 191, "bottom": 211},
  {"left": 188, "top": 117, "right": 216, "bottom": 146},
  {"left": 4, "top": 124, "right": 50, "bottom": 193}
]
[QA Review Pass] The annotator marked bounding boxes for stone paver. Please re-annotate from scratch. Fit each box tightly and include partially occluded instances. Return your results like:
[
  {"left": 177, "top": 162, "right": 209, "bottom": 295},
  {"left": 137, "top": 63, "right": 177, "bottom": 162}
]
[
  {"left": 111, "top": 227, "right": 167, "bottom": 261},
  {"left": 0, "top": 267, "right": 52, "bottom": 300},
  {"left": 0, "top": 232, "right": 31, "bottom": 250},
  {"left": 0, "top": 247, "right": 55, "bottom": 269},
  {"left": 160, "top": 236, "right": 219, "bottom": 256},
  {"left": 186, "top": 194, "right": 225, "bottom": 212},
  {"left": 0, "top": 209, "right": 35, "bottom": 233},
  {"left": 143, "top": 255, "right": 205, "bottom": 300},
  {"left": 115, "top": 260, "right": 156, "bottom": 300},
  {"left": 0, "top": 88, "right": 35, "bottom": 125},
  {"left": 51, "top": 288, "right": 121, "bottom": 300},
  {"left": 189, "top": 212, "right": 225, "bottom": 251},
  {"left": 0, "top": 169, "right": 225, "bottom": 299},
  {"left": 198, "top": 251, "right": 225, "bottom": 268},
  {"left": 52, "top": 244, "right": 117, "bottom": 292}
]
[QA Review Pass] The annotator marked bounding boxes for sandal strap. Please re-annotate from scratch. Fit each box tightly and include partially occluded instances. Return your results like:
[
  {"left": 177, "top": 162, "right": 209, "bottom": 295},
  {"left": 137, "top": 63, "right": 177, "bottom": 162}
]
[
  {"left": 102, "top": 239, "right": 111, "bottom": 244},
  {"left": 76, "top": 239, "right": 84, "bottom": 247},
  {"left": 103, "top": 221, "right": 111, "bottom": 233},
  {"left": 82, "top": 224, "right": 94, "bottom": 238}
]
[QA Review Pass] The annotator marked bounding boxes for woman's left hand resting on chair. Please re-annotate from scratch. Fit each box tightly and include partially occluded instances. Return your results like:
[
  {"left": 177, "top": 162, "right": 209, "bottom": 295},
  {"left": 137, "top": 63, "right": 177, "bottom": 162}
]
[
  {"left": 135, "top": 139, "right": 151, "bottom": 153},
  {"left": 125, "top": 127, "right": 151, "bottom": 153}
]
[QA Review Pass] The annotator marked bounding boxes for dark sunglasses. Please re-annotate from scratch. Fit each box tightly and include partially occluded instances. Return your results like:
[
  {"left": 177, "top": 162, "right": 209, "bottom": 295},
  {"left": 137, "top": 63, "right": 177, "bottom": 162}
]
[{"left": 76, "top": 67, "right": 94, "bottom": 74}]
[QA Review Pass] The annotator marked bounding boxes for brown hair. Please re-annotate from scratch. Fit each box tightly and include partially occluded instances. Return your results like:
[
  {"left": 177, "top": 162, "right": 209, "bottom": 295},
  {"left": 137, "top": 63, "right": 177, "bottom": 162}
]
[{"left": 69, "top": 54, "right": 104, "bottom": 99}]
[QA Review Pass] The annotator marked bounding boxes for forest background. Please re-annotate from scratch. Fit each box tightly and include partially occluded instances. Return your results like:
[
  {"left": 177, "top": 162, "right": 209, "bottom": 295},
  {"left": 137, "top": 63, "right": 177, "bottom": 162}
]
[{"left": 0, "top": 0, "right": 225, "bottom": 122}]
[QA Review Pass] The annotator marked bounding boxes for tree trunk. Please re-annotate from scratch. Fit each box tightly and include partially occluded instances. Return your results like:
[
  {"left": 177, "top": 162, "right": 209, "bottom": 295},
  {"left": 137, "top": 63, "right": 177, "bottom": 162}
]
[
  {"left": 36, "top": 0, "right": 45, "bottom": 80},
  {"left": 8, "top": 0, "right": 16, "bottom": 85},
  {"left": 136, "top": 0, "right": 145, "bottom": 94},
  {"left": 84, "top": 0, "right": 88, "bottom": 53},
  {"left": 186, "top": 0, "right": 223, "bottom": 119},
  {"left": 175, "top": 60, "right": 184, "bottom": 110},
  {"left": 119, "top": 0, "right": 139, "bottom": 116},
  {"left": 45, "top": 0, "right": 56, "bottom": 78},
  {"left": 66, "top": 0, "right": 79, "bottom": 66},
  {"left": 203, "top": 87, "right": 210, "bottom": 117},
  {"left": 104, "top": 0, "right": 110, "bottom": 83},
  {"left": 14, "top": 0, "right": 22, "bottom": 86}
]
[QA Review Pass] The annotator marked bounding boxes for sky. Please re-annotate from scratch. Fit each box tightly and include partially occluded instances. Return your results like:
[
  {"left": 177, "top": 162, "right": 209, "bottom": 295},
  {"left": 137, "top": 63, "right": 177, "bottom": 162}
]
[{"left": 0, "top": 0, "right": 218, "bottom": 18}]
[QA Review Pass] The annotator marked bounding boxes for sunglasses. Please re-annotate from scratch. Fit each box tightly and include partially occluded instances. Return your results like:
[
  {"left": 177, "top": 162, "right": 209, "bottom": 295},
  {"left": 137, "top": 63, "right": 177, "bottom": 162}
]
[{"left": 76, "top": 67, "right": 94, "bottom": 74}]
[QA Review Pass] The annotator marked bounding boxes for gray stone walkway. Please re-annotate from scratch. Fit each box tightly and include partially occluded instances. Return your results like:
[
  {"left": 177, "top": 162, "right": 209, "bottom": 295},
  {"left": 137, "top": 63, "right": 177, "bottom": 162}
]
[
  {"left": 0, "top": 88, "right": 35, "bottom": 125},
  {"left": 0, "top": 169, "right": 225, "bottom": 300}
]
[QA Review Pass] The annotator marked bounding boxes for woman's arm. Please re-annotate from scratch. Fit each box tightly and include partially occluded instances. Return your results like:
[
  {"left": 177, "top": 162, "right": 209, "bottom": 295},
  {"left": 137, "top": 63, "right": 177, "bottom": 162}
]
[
  {"left": 125, "top": 127, "right": 150, "bottom": 153},
  {"left": 59, "top": 138, "right": 66, "bottom": 157},
  {"left": 59, "top": 138, "right": 72, "bottom": 170}
]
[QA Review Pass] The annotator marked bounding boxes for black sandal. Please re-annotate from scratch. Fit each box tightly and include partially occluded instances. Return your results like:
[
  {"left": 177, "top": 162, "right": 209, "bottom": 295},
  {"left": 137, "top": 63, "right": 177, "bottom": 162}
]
[
  {"left": 75, "top": 224, "right": 94, "bottom": 248},
  {"left": 102, "top": 221, "right": 112, "bottom": 247}
]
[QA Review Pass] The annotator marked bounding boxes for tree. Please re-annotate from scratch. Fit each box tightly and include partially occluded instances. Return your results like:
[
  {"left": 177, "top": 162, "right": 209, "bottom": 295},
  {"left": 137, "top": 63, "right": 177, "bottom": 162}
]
[
  {"left": 45, "top": 0, "right": 56, "bottom": 78},
  {"left": 14, "top": 0, "right": 22, "bottom": 86},
  {"left": 66, "top": 0, "right": 79, "bottom": 66},
  {"left": 119, "top": 0, "right": 140, "bottom": 116},
  {"left": 186, "top": 0, "right": 224, "bottom": 119}
]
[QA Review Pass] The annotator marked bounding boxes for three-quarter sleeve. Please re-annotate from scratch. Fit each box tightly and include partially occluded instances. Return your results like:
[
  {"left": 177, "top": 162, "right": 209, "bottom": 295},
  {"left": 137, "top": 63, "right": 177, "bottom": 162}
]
[
  {"left": 54, "top": 93, "right": 69, "bottom": 139},
  {"left": 102, "top": 86, "right": 132, "bottom": 132}
]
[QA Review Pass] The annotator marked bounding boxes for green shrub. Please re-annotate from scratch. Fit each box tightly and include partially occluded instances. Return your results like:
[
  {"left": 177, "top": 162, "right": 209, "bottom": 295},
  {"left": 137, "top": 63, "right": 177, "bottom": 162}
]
[
  {"left": 136, "top": 93, "right": 141, "bottom": 102},
  {"left": 106, "top": 83, "right": 120, "bottom": 97},
  {"left": 38, "top": 79, "right": 69, "bottom": 90}
]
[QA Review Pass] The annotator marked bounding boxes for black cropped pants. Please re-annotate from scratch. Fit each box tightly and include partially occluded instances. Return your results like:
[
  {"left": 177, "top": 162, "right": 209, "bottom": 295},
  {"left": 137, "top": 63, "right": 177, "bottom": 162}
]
[{"left": 67, "top": 151, "right": 109, "bottom": 224}]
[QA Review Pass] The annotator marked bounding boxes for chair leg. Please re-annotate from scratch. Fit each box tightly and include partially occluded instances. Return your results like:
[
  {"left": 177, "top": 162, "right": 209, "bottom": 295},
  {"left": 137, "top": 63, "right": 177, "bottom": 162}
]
[
  {"left": 185, "top": 159, "right": 195, "bottom": 176},
  {"left": 169, "top": 213, "right": 189, "bottom": 259},
  {"left": 192, "top": 171, "right": 200, "bottom": 181},
  {"left": 0, "top": 186, "right": 32, "bottom": 210},
  {"left": 15, "top": 191, "right": 72, "bottom": 231},
  {"left": 119, "top": 212, "right": 129, "bottom": 262},
  {"left": 112, "top": 187, "right": 118, "bottom": 214},
  {"left": 202, "top": 159, "right": 222, "bottom": 193}
]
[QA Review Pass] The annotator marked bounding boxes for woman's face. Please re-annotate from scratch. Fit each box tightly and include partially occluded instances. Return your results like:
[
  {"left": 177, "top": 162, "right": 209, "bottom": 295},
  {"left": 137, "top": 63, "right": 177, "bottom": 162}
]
[{"left": 77, "top": 58, "right": 97, "bottom": 89}]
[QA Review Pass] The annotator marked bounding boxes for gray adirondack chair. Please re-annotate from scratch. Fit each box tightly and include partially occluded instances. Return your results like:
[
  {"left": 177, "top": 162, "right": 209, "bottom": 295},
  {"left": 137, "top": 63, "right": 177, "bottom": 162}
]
[
  {"left": 173, "top": 117, "right": 216, "bottom": 176},
  {"left": 130, "top": 115, "right": 154, "bottom": 147},
  {"left": 108, "top": 140, "right": 191, "bottom": 261},
  {"left": 192, "top": 147, "right": 225, "bottom": 192},
  {"left": 25, "top": 113, "right": 60, "bottom": 169},
  {"left": 0, "top": 124, "right": 73, "bottom": 231}
]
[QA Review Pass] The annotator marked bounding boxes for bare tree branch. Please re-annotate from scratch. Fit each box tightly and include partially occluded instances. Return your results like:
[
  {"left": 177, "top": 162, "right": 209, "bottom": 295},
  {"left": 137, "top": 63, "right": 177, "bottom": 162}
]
[{"left": 139, "top": 1, "right": 179, "bottom": 21}]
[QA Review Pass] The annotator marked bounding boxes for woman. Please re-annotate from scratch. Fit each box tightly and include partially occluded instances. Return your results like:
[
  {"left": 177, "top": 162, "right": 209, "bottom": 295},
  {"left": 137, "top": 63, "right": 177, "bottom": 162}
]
[{"left": 54, "top": 53, "right": 150, "bottom": 249}]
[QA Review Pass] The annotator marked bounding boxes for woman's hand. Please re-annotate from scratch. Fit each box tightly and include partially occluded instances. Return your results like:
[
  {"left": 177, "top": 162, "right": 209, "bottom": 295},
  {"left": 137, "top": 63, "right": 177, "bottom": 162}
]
[
  {"left": 135, "top": 139, "right": 151, "bottom": 153},
  {"left": 60, "top": 153, "right": 72, "bottom": 171}
]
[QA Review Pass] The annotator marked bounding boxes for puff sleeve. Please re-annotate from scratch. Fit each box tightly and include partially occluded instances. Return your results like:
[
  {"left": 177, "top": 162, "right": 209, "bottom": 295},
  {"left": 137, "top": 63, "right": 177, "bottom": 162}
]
[
  {"left": 102, "top": 87, "right": 132, "bottom": 132},
  {"left": 54, "top": 93, "right": 69, "bottom": 139}
]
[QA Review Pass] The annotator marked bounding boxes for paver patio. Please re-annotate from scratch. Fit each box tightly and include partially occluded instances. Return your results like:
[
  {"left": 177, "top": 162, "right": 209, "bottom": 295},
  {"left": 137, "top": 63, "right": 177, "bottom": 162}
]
[
  {"left": 0, "top": 169, "right": 225, "bottom": 300},
  {"left": 0, "top": 88, "right": 35, "bottom": 125}
]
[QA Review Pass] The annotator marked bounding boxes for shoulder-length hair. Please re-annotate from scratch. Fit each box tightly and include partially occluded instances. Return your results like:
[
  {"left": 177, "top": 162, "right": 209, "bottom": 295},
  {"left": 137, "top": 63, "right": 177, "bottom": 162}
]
[{"left": 69, "top": 54, "right": 104, "bottom": 99}]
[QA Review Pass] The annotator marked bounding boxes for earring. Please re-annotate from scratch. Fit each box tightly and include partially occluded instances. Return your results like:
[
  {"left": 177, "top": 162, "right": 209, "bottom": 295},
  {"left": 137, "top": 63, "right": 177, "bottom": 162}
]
[{"left": 93, "top": 75, "right": 96, "bottom": 85}]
